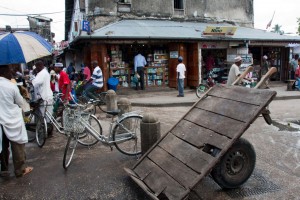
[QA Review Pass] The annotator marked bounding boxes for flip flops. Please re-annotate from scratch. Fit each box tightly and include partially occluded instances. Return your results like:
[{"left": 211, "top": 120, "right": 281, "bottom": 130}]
[{"left": 16, "top": 166, "right": 33, "bottom": 178}]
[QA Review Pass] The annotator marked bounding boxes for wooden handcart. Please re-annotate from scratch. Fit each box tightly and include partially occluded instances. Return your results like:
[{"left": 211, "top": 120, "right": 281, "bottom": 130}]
[{"left": 125, "top": 68, "right": 277, "bottom": 200}]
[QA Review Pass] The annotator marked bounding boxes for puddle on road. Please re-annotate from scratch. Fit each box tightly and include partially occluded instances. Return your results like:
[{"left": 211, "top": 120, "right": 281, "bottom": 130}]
[{"left": 271, "top": 120, "right": 300, "bottom": 132}]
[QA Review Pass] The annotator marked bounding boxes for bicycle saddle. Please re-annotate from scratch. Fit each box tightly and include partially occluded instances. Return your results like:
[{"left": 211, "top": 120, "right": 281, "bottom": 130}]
[{"left": 106, "top": 110, "right": 120, "bottom": 116}]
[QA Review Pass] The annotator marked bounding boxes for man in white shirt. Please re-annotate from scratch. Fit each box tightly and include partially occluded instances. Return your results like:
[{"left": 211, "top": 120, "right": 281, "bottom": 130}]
[
  {"left": 176, "top": 56, "right": 186, "bottom": 97},
  {"left": 227, "top": 56, "right": 242, "bottom": 86},
  {"left": 84, "top": 60, "right": 103, "bottom": 100},
  {"left": 0, "top": 65, "right": 33, "bottom": 178},
  {"left": 32, "top": 60, "right": 53, "bottom": 121},
  {"left": 134, "top": 52, "right": 147, "bottom": 90}
]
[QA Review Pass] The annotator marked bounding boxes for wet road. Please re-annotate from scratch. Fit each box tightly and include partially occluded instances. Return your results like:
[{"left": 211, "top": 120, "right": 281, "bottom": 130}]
[{"left": 0, "top": 99, "right": 300, "bottom": 200}]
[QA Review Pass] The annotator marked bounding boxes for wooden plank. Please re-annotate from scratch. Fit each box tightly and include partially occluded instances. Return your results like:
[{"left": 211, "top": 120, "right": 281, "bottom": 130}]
[
  {"left": 195, "top": 96, "right": 260, "bottom": 122},
  {"left": 148, "top": 146, "right": 200, "bottom": 189},
  {"left": 172, "top": 120, "right": 230, "bottom": 149},
  {"left": 185, "top": 108, "right": 246, "bottom": 139},
  {"left": 134, "top": 157, "right": 188, "bottom": 200},
  {"left": 158, "top": 133, "right": 214, "bottom": 174},
  {"left": 208, "top": 85, "right": 276, "bottom": 106},
  {"left": 255, "top": 67, "right": 277, "bottom": 89}
]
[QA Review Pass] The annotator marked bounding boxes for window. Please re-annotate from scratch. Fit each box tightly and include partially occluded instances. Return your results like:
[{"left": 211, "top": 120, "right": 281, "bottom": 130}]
[
  {"left": 118, "top": 0, "right": 131, "bottom": 3},
  {"left": 174, "top": 0, "right": 184, "bottom": 9}
]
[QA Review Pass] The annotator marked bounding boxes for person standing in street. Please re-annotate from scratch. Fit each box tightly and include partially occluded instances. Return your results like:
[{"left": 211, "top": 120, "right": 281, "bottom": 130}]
[
  {"left": 134, "top": 51, "right": 147, "bottom": 90},
  {"left": 0, "top": 65, "right": 33, "bottom": 178},
  {"left": 290, "top": 54, "right": 299, "bottom": 80},
  {"left": 295, "top": 59, "right": 300, "bottom": 90},
  {"left": 176, "top": 56, "right": 186, "bottom": 97},
  {"left": 84, "top": 61, "right": 103, "bottom": 100},
  {"left": 32, "top": 60, "right": 54, "bottom": 132},
  {"left": 54, "top": 63, "right": 71, "bottom": 102},
  {"left": 227, "top": 56, "right": 242, "bottom": 86},
  {"left": 261, "top": 55, "right": 270, "bottom": 88}
]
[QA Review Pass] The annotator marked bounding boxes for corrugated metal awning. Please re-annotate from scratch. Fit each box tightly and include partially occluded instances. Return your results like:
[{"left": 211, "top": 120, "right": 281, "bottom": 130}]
[{"left": 74, "top": 19, "right": 300, "bottom": 43}]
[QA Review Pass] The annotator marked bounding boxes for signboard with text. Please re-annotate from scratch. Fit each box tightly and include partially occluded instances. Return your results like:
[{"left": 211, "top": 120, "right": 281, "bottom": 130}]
[{"left": 202, "top": 26, "right": 237, "bottom": 36}]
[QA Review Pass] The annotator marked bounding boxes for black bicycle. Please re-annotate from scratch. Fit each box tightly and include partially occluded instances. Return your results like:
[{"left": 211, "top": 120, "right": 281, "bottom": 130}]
[{"left": 24, "top": 99, "right": 47, "bottom": 147}]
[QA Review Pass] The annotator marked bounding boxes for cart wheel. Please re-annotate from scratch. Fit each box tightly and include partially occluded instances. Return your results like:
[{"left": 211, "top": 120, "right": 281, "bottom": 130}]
[{"left": 211, "top": 138, "right": 256, "bottom": 189}]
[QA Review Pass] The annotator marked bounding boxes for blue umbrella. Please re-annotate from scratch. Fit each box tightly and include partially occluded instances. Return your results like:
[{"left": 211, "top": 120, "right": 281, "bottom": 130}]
[{"left": 0, "top": 31, "right": 53, "bottom": 65}]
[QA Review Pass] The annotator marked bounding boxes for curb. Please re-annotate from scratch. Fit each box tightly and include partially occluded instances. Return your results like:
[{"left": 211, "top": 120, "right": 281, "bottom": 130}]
[{"left": 130, "top": 95, "right": 300, "bottom": 107}]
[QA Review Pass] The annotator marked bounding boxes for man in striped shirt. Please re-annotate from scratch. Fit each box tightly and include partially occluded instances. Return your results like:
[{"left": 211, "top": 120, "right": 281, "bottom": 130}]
[{"left": 84, "top": 60, "right": 103, "bottom": 100}]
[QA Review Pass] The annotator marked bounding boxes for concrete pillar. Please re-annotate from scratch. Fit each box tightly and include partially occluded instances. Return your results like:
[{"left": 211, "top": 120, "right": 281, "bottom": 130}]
[
  {"left": 141, "top": 114, "right": 161, "bottom": 154},
  {"left": 106, "top": 89, "right": 118, "bottom": 113},
  {"left": 117, "top": 98, "right": 132, "bottom": 116}
]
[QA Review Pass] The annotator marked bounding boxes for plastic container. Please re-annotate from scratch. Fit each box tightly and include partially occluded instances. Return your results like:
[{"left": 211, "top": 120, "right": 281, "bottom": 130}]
[{"left": 107, "top": 77, "right": 119, "bottom": 91}]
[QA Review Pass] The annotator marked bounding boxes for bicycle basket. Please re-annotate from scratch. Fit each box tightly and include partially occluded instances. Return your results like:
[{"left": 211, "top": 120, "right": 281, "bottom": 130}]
[{"left": 63, "top": 108, "right": 90, "bottom": 133}]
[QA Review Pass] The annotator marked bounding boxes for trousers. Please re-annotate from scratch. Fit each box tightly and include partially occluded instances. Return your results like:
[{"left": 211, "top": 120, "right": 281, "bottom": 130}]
[
  {"left": 0, "top": 125, "right": 26, "bottom": 177},
  {"left": 136, "top": 67, "right": 145, "bottom": 90}
]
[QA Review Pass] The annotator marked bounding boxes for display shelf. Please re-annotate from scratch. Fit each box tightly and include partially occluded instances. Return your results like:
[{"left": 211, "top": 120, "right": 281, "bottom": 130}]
[
  {"left": 110, "top": 67, "right": 131, "bottom": 88},
  {"left": 145, "top": 66, "right": 166, "bottom": 87}
]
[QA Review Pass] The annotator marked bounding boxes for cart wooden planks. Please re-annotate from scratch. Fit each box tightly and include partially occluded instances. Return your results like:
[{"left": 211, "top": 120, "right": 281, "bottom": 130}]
[{"left": 125, "top": 85, "right": 277, "bottom": 200}]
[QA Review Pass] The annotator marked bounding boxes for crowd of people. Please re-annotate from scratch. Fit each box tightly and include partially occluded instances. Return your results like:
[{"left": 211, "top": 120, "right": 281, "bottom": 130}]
[{"left": 0, "top": 60, "right": 103, "bottom": 178}]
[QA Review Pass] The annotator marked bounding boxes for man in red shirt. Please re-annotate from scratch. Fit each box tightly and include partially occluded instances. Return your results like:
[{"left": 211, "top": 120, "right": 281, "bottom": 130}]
[{"left": 54, "top": 63, "right": 71, "bottom": 101}]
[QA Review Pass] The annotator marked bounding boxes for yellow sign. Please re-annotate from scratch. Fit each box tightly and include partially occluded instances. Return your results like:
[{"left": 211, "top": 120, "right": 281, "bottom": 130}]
[{"left": 202, "top": 26, "right": 237, "bottom": 36}]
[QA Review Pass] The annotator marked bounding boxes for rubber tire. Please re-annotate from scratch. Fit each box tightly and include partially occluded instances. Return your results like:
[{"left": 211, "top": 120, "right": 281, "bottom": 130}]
[
  {"left": 211, "top": 138, "right": 256, "bottom": 189},
  {"left": 47, "top": 123, "right": 54, "bottom": 135},
  {"left": 78, "top": 115, "right": 102, "bottom": 146},
  {"left": 97, "top": 92, "right": 107, "bottom": 112},
  {"left": 112, "top": 115, "right": 142, "bottom": 156},
  {"left": 63, "top": 133, "right": 78, "bottom": 169},
  {"left": 36, "top": 115, "right": 47, "bottom": 148},
  {"left": 196, "top": 84, "right": 209, "bottom": 98}
]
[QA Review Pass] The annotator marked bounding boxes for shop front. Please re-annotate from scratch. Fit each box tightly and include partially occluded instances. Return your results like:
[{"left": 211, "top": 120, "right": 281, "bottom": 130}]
[
  {"left": 76, "top": 40, "right": 201, "bottom": 91},
  {"left": 65, "top": 19, "right": 300, "bottom": 91}
]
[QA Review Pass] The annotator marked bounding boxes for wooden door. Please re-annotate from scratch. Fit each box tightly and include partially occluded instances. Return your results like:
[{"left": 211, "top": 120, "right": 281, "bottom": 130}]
[
  {"left": 187, "top": 43, "right": 199, "bottom": 87},
  {"left": 168, "top": 43, "right": 187, "bottom": 88},
  {"left": 91, "top": 43, "right": 108, "bottom": 91}
]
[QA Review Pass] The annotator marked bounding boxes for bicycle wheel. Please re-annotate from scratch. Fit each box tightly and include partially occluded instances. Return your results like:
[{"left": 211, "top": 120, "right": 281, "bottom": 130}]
[
  {"left": 35, "top": 114, "right": 47, "bottom": 148},
  {"left": 97, "top": 92, "right": 107, "bottom": 112},
  {"left": 112, "top": 115, "right": 142, "bottom": 156},
  {"left": 63, "top": 133, "right": 78, "bottom": 169},
  {"left": 196, "top": 84, "right": 209, "bottom": 98},
  {"left": 78, "top": 115, "right": 102, "bottom": 146},
  {"left": 78, "top": 96, "right": 96, "bottom": 115}
]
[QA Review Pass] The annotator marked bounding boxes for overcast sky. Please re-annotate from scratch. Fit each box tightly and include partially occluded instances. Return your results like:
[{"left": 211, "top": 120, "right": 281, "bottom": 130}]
[{"left": 0, "top": 0, "right": 299, "bottom": 42}]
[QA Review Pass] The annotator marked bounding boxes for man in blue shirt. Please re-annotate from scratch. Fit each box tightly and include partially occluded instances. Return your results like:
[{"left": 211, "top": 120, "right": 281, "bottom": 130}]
[{"left": 134, "top": 52, "right": 147, "bottom": 90}]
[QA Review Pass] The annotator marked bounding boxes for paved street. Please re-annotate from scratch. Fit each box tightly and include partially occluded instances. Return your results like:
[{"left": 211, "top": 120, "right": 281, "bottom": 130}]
[{"left": 0, "top": 86, "right": 300, "bottom": 200}]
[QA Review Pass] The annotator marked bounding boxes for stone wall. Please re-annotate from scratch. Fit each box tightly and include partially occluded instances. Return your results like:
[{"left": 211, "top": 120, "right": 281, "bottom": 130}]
[{"left": 87, "top": 0, "right": 254, "bottom": 30}]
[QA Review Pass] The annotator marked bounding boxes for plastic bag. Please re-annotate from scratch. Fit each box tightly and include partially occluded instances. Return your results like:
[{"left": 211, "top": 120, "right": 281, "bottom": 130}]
[{"left": 132, "top": 75, "right": 139, "bottom": 84}]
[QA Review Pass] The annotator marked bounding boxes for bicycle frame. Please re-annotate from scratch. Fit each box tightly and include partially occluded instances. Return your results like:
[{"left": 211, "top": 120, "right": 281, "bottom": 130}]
[
  {"left": 43, "top": 94, "right": 66, "bottom": 135},
  {"left": 82, "top": 111, "right": 142, "bottom": 146}
]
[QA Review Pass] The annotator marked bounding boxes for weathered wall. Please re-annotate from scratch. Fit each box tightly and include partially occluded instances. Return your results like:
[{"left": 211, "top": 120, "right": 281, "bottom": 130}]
[
  {"left": 130, "top": 0, "right": 173, "bottom": 17},
  {"left": 87, "top": 0, "right": 254, "bottom": 30},
  {"left": 185, "top": 0, "right": 253, "bottom": 27},
  {"left": 88, "top": 0, "right": 116, "bottom": 15}
]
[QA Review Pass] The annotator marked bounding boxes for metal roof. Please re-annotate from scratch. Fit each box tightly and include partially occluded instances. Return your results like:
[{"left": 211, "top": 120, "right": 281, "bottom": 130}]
[{"left": 76, "top": 19, "right": 300, "bottom": 43}]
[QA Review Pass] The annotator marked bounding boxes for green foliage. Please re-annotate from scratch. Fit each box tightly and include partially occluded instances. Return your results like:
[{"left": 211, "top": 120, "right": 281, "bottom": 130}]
[
  {"left": 271, "top": 24, "right": 284, "bottom": 35},
  {"left": 297, "top": 18, "right": 300, "bottom": 35}
]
